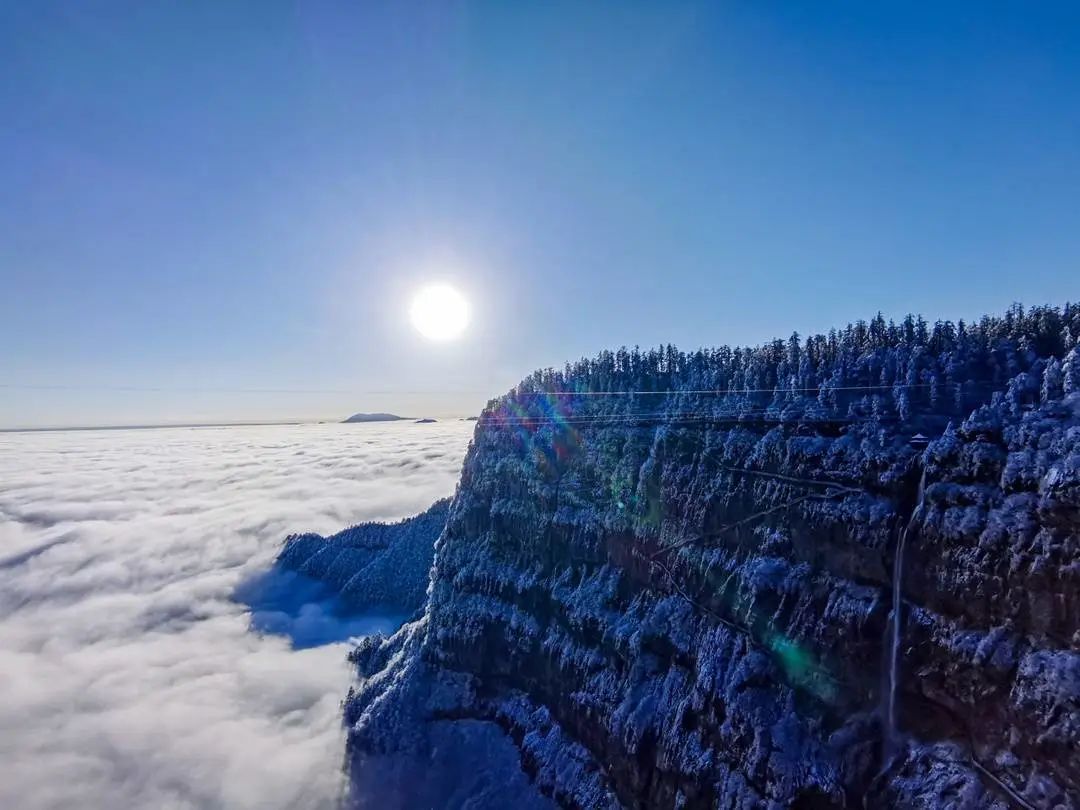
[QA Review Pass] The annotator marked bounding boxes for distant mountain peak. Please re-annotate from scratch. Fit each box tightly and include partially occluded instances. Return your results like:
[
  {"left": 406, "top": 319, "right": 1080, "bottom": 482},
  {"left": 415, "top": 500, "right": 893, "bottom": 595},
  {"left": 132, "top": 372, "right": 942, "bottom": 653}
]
[{"left": 342, "top": 412, "right": 406, "bottom": 423}]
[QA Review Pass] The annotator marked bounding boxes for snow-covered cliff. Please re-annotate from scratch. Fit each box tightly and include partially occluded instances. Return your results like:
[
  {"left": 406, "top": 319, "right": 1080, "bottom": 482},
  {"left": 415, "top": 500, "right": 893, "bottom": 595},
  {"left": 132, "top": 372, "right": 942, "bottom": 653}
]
[{"left": 343, "top": 306, "right": 1080, "bottom": 809}]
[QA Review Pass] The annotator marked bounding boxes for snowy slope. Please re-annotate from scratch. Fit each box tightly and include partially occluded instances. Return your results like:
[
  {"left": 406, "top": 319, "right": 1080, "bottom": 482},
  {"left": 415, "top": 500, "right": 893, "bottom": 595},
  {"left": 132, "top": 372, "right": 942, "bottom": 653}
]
[{"left": 278, "top": 499, "right": 449, "bottom": 614}]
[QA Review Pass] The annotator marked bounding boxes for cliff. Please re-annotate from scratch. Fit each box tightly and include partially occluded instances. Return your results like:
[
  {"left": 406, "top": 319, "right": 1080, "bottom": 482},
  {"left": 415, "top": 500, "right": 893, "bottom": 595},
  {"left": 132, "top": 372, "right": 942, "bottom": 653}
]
[{"left": 343, "top": 306, "right": 1080, "bottom": 809}]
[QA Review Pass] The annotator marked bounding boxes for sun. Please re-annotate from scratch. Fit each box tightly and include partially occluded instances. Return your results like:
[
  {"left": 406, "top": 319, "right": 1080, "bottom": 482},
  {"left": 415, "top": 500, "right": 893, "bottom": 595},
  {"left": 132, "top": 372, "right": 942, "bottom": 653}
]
[{"left": 409, "top": 283, "right": 470, "bottom": 341}]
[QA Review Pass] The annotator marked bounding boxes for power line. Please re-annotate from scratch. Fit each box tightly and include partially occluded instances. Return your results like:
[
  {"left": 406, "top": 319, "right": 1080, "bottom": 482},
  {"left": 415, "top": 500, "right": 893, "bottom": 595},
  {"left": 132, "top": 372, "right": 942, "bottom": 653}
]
[
  {"left": 475, "top": 411, "right": 956, "bottom": 428},
  {"left": 0, "top": 381, "right": 1000, "bottom": 395},
  {"left": 512, "top": 383, "right": 966, "bottom": 395},
  {"left": 0, "top": 384, "right": 487, "bottom": 395}
]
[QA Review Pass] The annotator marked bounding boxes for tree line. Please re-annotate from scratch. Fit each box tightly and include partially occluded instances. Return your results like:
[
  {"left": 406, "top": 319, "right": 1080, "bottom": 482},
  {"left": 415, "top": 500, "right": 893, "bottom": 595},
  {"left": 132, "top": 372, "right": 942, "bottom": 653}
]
[{"left": 507, "top": 303, "right": 1080, "bottom": 423}]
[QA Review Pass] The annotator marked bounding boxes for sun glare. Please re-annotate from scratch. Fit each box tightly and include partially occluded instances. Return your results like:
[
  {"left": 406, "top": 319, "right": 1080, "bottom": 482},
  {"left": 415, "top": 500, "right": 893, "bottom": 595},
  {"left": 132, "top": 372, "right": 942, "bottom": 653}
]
[{"left": 409, "top": 283, "right": 470, "bottom": 341}]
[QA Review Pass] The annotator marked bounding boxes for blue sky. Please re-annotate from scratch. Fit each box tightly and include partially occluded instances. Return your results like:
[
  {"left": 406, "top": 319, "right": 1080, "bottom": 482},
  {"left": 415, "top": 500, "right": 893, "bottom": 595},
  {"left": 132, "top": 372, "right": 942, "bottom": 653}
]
[{"left": 2, "top": 2, "right": 1079, "bottom": 428}]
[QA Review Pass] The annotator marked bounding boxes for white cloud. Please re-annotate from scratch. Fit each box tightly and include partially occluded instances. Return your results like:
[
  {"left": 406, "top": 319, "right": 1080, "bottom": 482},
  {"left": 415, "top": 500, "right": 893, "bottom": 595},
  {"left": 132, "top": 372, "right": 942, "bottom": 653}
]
[{"left": 0, "top": 421, "right": 472, "bottom": 810}]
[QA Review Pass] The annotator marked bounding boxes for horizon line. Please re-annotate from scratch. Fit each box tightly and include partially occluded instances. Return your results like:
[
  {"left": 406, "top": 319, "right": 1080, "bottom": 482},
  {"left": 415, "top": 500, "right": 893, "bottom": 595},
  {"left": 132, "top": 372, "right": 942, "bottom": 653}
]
[{"left": 0, "top": 414, "right": 480, "bottom": 434}]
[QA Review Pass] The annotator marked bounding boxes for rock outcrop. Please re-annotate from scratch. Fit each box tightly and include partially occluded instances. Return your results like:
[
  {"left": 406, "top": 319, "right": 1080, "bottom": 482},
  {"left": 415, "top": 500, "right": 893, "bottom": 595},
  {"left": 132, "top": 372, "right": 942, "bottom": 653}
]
[{"left": 344, "top": 307, "right": 1080, "bottom": 809}]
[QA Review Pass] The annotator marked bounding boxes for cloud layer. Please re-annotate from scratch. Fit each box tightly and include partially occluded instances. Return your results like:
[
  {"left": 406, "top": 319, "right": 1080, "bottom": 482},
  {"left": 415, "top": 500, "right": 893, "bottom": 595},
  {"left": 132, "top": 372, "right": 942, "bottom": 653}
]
[{"left": 0, "top": 421, "right": 472, "bottom": 810}]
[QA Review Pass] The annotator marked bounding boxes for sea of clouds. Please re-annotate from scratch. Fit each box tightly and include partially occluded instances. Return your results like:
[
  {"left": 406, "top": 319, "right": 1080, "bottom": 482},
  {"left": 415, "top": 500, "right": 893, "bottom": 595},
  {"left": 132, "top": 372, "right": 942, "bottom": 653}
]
[{"left": 0, "top": 420, "right": 473, "bottom": 810}]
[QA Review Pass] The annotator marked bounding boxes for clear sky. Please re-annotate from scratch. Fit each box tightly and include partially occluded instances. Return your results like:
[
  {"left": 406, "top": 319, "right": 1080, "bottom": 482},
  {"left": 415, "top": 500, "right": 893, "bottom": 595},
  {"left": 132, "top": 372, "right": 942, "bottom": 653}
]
[{"left": 3, "top": 2, "right": 1079, "bottom": 428}]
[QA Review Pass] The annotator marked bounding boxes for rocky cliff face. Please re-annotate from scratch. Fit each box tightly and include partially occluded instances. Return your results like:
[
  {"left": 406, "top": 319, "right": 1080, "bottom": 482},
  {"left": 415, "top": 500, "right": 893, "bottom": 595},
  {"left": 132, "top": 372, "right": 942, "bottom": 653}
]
[{"left": 344, "top": 314, "right": 1079, "bottom": 809}]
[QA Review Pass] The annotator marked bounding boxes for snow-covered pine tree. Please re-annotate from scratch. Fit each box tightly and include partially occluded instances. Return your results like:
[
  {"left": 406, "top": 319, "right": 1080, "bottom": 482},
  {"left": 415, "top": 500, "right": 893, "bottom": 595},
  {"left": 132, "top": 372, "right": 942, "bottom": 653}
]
[
  {"left": 1064, "top": 345, "right": 1080, "bottom": 395},
  {"left": 1042, "top": 357, "right": 1064, "bottom": 403}
]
